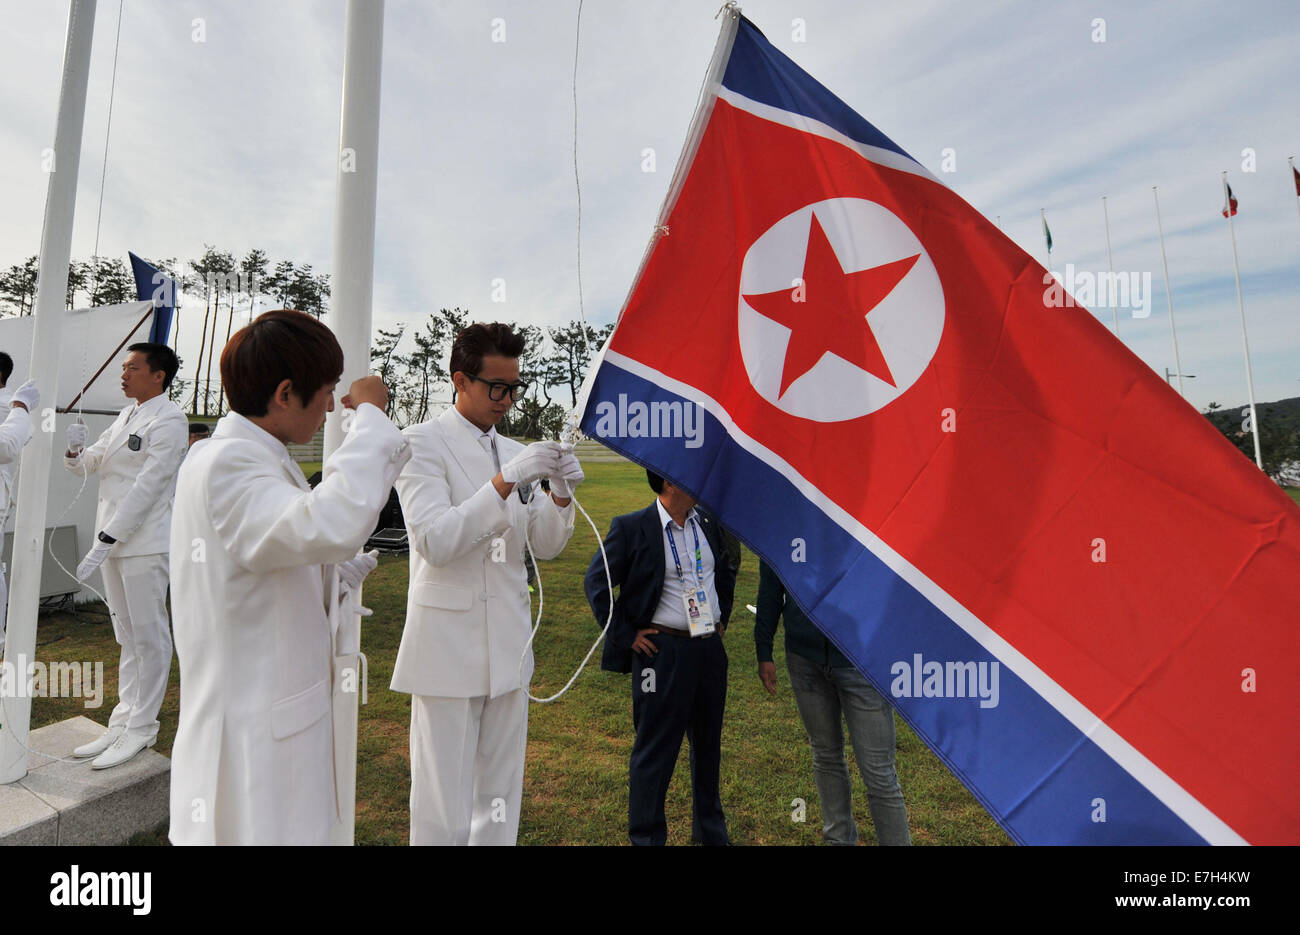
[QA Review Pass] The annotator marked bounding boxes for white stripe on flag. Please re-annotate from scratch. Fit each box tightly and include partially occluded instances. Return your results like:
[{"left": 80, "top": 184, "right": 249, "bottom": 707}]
[{"left": 715, "top": 85, "right": 940, "bottom": 185}]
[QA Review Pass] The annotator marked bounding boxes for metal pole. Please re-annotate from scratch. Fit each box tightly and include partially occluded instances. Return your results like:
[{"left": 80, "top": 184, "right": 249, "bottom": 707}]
[
  {"left": 323, "top": 0, "right": 384, "bottom": 845},
  {"left": 1102, "top": 196, "right": 1119, "bottom": 336},
  {"left": 1152, "top": 186, "right": 1184, "bottom": 398},
  {"left": 0, "top": 0, "right": 97, "bottom": 784},
  {"left": 1223, "top": 171, "right": 1263, "bottom": 471}
]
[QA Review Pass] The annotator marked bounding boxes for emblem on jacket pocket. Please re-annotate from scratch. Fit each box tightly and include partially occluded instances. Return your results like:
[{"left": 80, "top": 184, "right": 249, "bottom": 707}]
[{"left": 128, "top": 433, "right": 143, "bottom": 451}]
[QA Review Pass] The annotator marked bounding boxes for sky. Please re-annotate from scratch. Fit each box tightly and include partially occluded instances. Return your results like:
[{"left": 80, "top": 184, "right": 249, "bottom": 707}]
[{"left": 1, "top": 0, "right": 1297, "bottom": 414}]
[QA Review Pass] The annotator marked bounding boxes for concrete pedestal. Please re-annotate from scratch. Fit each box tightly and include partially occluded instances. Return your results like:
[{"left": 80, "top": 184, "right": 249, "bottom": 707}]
[{"left": 0, "top": 716, "right": 169, "bottom": 845}]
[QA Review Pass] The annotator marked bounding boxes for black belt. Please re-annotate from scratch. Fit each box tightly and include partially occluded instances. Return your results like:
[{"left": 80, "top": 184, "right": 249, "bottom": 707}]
[{"left": 646, "top": 623, "right": 714, "bottom": 640}]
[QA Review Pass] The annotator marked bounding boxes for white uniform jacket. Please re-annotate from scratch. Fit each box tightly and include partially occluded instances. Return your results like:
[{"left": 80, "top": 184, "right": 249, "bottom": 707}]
[
  {"left": 0, "top": 391, "right": 31, "bottom": 524},
  {"left": 391, "top": 408, "right": 575, "bottom": 700},
  {"left": 64, "top": 394, "right": 188, "bottom": 556},
  {"left": 167, "top": 404, "right": 410, "bottom": 845}
]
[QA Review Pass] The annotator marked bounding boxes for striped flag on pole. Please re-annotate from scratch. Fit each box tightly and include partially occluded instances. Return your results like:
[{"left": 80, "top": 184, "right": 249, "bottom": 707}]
[
  {"left": 1222, "top": 180, "right": 1239, "bottom": 218},
  {"left": 580, "top": 11, "right": 1300, "bottom": 845}
]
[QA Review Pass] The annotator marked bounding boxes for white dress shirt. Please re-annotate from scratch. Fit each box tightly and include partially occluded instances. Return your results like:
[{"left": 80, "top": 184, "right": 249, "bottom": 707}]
[
  {"left": 451, "top": 407, "right": 501, "bottom": 470},
  {"left": 650, "top": 499, "right": 719, "bottom": 632}
]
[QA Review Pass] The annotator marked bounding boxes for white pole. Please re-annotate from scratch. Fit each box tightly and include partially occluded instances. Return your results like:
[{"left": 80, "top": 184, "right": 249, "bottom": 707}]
[
  {"left": 323, "top": 0, "right": 384, "bottom": 846},
  {"left": 1152, "top": 186, "right": 1184, "bottom": 398},
  {"left": 1102, "top": 195, "right": 1119, "bottom": 336},
  {"left": 0, "top": 0, "right": 97, "bottom": 784},
  {"left": 1223, "top": 171, "right": 1263, "bottom": 471}
]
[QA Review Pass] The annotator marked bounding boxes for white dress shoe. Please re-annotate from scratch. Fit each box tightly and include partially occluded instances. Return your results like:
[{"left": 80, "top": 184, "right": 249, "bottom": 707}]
[
  {"left": 72, "top": 725, "right": 124, "bottom": 758},
  {"left": 90, "top": 732, "right": 156, "bottom": 770}
]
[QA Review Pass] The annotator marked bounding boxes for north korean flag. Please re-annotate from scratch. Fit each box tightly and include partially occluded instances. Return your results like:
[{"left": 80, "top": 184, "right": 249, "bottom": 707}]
[{"left": 579, "top": 14, "right": 1299, "bottom": 844}]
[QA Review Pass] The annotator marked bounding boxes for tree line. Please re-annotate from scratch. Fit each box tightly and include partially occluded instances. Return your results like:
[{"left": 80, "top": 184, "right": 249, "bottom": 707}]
[
  {"left": 1203, "top": 401, "right": 1300, "bottom": 483},
  {"left": 373, "top": 311, "right": 613, "bottom": 437},
  {"left": 0, "top": 248, "right": 330, "bottom": 417},
  {"left": 2, "top": 250, "right": 611, "bottom": 436}
]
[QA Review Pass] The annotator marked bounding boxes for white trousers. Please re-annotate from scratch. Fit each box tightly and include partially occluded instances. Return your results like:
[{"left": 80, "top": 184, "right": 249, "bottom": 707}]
[
  {"left": 409, "top": 689, "right": 528, "bottom": 846},
  {"left": 100, "top": 552, "right": 172, "bottom": 738},
  {"left": 0, "top": 560, "right": 7, "bottom": 653}
]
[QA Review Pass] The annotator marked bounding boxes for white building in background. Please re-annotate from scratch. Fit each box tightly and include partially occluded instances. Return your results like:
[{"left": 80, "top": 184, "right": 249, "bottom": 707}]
[{"left": 0, "top": 301, "right": 164, "bottom": 605}]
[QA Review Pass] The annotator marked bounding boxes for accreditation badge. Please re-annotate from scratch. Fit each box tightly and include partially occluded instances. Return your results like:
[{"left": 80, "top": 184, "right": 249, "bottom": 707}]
[{"left": 685, "top": 588, "right": 716, "bottom": 637}]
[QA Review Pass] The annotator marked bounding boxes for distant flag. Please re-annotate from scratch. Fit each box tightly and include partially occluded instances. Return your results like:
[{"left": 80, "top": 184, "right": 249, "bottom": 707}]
[
  {"left": 1290, "top": 158, "right": 1300, "bottom": 227},
  {"left": 1041, "top": 211, "right": 1053, "bottom": 253},
  {"left": 1221, "top": 180, "right": 1238, "bottom": 218},
  {"left": 579, "top": 12, "right": 1299, "bottom": 844},
  {"left": 128, "top": 251, "right": 176, "bottom": 345}
]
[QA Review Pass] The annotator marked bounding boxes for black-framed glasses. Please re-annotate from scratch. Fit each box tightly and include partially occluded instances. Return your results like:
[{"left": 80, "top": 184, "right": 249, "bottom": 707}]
[{"left": 463, "top": 373, "right": 529, "bottom": 401}]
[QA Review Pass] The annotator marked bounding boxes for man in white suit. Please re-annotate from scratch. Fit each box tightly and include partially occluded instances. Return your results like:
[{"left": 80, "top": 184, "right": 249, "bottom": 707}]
[
  {"left": 393, "top": 322, "right": 582, "bottom": 845},
  {"left": 168, "top": 309, "right": 410, "bottom": 845},
  {"left": 64, "top": 342, "right": 188, "bottom": 769},
  {"left": 0, "top": 351, "right": 41, "bottom": 656}
]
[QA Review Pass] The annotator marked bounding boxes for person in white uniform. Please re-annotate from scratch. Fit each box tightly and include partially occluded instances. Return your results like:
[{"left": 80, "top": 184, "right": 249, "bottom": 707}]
[
  {"left": 168, "top": 309, "right": 410, "bottom": 845},
  {"left": 0, "top": 350, "right": 41, "bottom": 656},
  {"left": 64, "top": 342, "right": 187, "bottom": 769},
  {"left": 392, "top": 322, "right": 582, "bottom": 845}
]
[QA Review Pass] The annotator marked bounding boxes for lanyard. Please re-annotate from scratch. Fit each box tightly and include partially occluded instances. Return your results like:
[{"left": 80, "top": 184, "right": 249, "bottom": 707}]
[{"left": 665, "top": 516, "right": 705, "bottom": 589}]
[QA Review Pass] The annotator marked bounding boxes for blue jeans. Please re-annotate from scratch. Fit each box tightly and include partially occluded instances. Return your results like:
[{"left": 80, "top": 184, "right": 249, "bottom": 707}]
[{"left": 786, "top": 651, "right": 911, "bottom": 845}]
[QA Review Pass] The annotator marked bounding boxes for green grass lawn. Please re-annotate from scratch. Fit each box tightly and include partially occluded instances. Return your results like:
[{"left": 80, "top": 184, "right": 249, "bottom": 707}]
[{"left": 29, "top": 460, "right": 1009, "bottom": 845}]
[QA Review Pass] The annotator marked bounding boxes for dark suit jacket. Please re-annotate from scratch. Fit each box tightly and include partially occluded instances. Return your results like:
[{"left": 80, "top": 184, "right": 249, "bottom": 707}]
[{"left": 585, "top": 502, "right": 737, "bottom": 674}]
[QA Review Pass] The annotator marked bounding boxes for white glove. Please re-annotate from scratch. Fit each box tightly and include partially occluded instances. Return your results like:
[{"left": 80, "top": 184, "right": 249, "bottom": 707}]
[
  {"left": 549, "top": 448, "right": 585, "bottom": 499},
  {"left": 11, "top": 380, "right": 39, "bottom": 412},
  {"left": 338, "top": 550, "right": 379, "bottom": 592},
  {"left": 500, "top": 441, "right": 562, "bottom": 487},
  {"left": 66, "top": 417, "right": 89, "bottom": 454},
  {"left": 76, "top": 541, "right": 112, "bottom": 581}
]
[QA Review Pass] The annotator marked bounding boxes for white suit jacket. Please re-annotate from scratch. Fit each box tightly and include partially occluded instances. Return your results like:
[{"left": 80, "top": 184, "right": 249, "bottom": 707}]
[
  {"left": 391, "top": 408, "right": 575, "bottom": 699},
  {"left": 64, "top": 394, "right": 188, "bottom": 557},
  {"left": 0, "top": 390, "right": 31, "bottom": 528},
  {"left": 167, "top": 404, "right": 410, "bottom": 846}
]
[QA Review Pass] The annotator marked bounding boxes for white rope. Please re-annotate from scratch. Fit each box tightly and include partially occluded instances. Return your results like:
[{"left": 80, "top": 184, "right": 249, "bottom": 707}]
[
  {"left": 518, "top": 485, "right": 613, "bottom": 704},
  {"left": 571, "top": 0, "right": 588, "bottom": 362},
  {"left": 89, "top": 0, "right": 125, "bottom": 298}
]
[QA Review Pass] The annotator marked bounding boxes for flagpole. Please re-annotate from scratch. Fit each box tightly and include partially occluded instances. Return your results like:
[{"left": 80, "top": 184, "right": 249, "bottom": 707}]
[
  {"left": 0, "top": 0, "right": 97, "bottom": 784},
  {"left": 1152, "top": 186, "right": 1184, "bottom": 398},
  {"left": 1222, "top": 171, "right": 1263, "bottom": 471},
  {"left": 1102, "top": 196, "right": 1118, "bottom": 336},
  {"left": 323, "top": 0, "right": 385, "bottom": 846}
]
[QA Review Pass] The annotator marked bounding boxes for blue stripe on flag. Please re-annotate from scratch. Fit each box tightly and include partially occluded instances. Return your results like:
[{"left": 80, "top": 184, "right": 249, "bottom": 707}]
[
  {"left": 581, "top": 360, "right": 1207, "bottom": 844},
  {"left": 721, "top": 17, "right": 920, "bottom": 165}
]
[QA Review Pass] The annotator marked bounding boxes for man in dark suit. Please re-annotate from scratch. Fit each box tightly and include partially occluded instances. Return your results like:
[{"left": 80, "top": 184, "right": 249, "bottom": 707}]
[{"left": 585, "top": 469, "right": 736, "bottom": 845}]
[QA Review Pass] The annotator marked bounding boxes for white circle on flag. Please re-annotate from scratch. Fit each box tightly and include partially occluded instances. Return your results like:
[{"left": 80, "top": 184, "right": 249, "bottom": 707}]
[{"left": 737, "top": 197, "right": 945, "bottom": 422}]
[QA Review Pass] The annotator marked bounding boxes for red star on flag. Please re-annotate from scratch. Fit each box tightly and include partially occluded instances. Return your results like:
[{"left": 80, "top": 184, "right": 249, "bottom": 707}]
[{"left": 743, "top": 212, "right": 919, "bottom": 398}]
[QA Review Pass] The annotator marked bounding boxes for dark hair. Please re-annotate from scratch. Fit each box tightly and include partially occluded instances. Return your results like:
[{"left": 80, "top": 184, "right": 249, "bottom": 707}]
[
  {"left": 188, "top": 422, "right": 211, "bottom": 437},
  {"left": 449, "top": 322, "right": 525, "bottom": 380},
  {"left": 220, "top": 309, "right": 344, "bottom": 417},
  {"left": 127, "top": 342, "right": 180, "bottom": 390},
  {"left": 647, "top": 469, "right": 665, "bottom": 495},
  {"left": 0, "top": 352, "right": 11, "bottom": 386}
]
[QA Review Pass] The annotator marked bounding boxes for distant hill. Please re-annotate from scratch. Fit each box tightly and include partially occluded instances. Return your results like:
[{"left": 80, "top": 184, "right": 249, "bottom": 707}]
[{"left": 1203, "top": 396, "right": 1300, "bottom": 422}]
